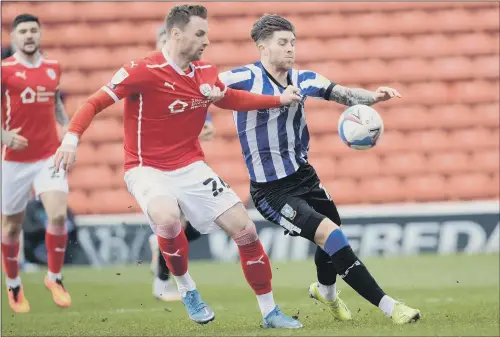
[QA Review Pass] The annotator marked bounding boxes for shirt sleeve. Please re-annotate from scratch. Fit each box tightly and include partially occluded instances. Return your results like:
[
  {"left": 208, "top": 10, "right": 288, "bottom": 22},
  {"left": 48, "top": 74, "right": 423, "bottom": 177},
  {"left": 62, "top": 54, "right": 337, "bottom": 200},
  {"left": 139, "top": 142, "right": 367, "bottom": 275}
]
[
  {"left": 298, "top": 70, "right": 336, "bottom": 100},
  {"left": 218, "top": 67, "right": 254, "bottom": 91},
  {"left": 101, "top": 60, "right": 150, "bottom": 102}
]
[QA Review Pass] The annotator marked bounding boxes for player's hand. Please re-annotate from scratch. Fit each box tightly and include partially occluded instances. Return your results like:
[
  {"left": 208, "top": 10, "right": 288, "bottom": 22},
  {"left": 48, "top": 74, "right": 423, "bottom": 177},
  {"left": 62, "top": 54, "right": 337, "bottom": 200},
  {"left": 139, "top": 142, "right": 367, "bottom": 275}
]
[
  {"left": 374, "top": 87, "right": 402, "bottom": 102},
  {"left": 208, "top": 85, "right": 225, "bottom": 103},
  {"left": 1, "top": 128, "right": 28, "bottom": 150},
  {"left": 54, "top": 144, "right": 77, "bottom": 173},
  {"left": 280, "top": 85, "right": 302, "bottom": 106},
  {"left": 199, "top": 122, "right": 216, "bottom": 141}
]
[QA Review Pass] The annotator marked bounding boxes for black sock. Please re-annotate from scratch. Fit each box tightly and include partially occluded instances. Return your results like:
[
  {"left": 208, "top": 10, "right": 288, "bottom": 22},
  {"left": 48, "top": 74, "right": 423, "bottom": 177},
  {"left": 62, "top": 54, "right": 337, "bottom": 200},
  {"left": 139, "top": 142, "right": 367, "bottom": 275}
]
[
  {"left": 184, "top": 221, "right": 201, "bottom": 242},
  {"left": 315, "top": 246, "right": 337, "bottom": 286},
  {"left": 331, "top": 246, "right": 386, "bottom": 306},
  {"left": 157, "top": 249, "right": 170, "bottom": 281},
  {"left": 323, "top": 229, "right": 386, "bottom": 307}
]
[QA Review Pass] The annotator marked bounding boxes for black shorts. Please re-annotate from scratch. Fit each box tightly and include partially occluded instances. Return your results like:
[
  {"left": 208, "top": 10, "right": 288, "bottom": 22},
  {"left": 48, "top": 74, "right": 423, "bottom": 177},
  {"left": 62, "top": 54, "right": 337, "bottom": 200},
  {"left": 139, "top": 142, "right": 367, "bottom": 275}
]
[{"left": 250, "top": 163, "right": 341, "bottom": 243}]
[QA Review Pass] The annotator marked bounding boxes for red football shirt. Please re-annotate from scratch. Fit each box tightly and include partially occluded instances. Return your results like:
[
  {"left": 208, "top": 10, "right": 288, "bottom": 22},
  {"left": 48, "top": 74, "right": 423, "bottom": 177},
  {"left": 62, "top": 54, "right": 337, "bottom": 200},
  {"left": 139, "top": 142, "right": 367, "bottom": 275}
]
[
  {"left": 101, "top": 50, "right": 228, "bottom": 172},
  {"left": 1, "top": 54, "right": 61, "bottom": 162}
]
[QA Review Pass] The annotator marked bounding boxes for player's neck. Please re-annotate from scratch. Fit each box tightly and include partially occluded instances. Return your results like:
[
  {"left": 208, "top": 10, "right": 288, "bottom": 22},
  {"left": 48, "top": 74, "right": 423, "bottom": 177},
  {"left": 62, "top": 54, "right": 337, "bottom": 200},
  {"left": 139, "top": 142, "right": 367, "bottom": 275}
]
[
  {"left": 15, "top": 51, "right": 41, "bottom": 66},
  {"left": 163, "top": 45, "right": 191, "bottom": 72},
  {"left": 261, "top": 60, "right": 288, "bottom": 87}
]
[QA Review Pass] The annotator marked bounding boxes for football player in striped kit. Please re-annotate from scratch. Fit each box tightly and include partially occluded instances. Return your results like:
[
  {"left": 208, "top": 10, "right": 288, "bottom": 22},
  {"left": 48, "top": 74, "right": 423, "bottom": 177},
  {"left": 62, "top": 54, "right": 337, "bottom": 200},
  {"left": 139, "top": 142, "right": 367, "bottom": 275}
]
[{"left": 218, "top": 14, "right": 421, "bottom": 325}]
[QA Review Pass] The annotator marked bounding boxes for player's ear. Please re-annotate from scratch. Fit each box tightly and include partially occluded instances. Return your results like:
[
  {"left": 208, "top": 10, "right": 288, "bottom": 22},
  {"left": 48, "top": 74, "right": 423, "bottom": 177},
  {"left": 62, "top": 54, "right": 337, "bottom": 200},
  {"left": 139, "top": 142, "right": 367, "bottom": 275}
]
[
  {"left": 170, "top": 27, "right": 181, "bottom": 40},
  {"left": 257, "top": 42, "right": 266, "bottom": 54}
]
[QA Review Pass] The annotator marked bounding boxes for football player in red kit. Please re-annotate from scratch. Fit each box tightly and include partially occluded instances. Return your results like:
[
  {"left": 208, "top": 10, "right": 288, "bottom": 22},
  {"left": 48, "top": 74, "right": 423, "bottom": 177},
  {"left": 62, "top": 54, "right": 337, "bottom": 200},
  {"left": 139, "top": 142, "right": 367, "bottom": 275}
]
[
  {"left": 1, "top": 14, "right": 72, "bottom": 313},
  {"left": 55, "top": 5, "right": 304, "bottom": 329}
]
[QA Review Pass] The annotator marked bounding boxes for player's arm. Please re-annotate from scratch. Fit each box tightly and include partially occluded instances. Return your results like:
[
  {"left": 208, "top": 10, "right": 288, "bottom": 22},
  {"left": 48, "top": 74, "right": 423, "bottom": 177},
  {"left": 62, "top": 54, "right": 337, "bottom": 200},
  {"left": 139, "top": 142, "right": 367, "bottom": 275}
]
[
  {"left": 210, "top": 67, "right": 300, "bottom": 110},
  {"left": 299, "top": 70, "right": 401, "bottom": 106},
  {"left": 214, "top": 86, "right": 300, "bottom": 110},
  {"left": 213, "top": 71, "right": 301, "bottom": 111},
  {"left": 328, "top": 85, "right": 401, "bottom": 106},
  {"left": 54, "top": 61, "right": 148, "bottom": 172},
  {"left": 54, "top": 90, "right": 70, "bottom": 127},
  {"left": 1, "top": 127, "right": 28, "bottom": 150}
]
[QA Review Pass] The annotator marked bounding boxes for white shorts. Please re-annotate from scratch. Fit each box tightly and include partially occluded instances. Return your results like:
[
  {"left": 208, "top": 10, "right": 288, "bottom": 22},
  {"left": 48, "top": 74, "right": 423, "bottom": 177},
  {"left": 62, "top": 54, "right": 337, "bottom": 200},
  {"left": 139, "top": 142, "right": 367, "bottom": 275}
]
[
  {"left": 2, "top": 155, "right": 69, "bottom": 215},
  {"left": 124, "top": 161, "right": 241, "bottom": 235}
]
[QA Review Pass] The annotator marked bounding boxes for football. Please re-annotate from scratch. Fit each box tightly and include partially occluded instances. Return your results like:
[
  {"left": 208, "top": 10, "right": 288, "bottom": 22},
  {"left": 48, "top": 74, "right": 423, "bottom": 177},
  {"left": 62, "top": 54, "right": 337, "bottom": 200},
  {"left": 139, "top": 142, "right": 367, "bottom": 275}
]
[{"left": 338, "top": 104, "right": 384, "bottom": 150}]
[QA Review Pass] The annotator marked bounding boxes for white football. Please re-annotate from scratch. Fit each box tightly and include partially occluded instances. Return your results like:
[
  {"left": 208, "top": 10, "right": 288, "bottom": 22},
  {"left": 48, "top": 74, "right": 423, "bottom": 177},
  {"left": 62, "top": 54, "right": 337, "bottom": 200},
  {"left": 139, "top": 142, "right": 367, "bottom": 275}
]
[{"left": 338, "top": 104, "right": 384, "bottom": 150}]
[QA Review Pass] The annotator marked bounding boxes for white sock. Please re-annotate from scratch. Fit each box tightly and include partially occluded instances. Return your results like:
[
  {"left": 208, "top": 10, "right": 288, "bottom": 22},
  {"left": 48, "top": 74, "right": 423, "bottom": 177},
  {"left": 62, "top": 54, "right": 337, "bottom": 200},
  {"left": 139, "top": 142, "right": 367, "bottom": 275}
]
[
  {"left": 6, "top": 276, "right": 21, "bottom": 289},
  {"left": 318, "top": 282, "right": 337, "bottom": 301},
  {"left": 379, "top": 295, "right": 396, "bottom": 317},
  {"left": 153, "top": 278, "right": 168, "bottom": 295},
  {"left": 173, "top": 271, "right": 196, "bottom": 297},
  {"left": 47, "top": 271, "right": 62, "bottom": 282},
  {"left": 256, "top": 291, "right": 276, "bottom": 318}
]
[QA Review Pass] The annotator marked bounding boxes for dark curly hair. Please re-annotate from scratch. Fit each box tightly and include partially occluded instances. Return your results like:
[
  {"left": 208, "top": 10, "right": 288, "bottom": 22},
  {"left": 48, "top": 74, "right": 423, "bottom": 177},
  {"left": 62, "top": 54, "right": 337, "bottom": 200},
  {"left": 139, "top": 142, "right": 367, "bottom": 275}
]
[{"left": 250, "top": 14, "right": 295, "bottom": 43}]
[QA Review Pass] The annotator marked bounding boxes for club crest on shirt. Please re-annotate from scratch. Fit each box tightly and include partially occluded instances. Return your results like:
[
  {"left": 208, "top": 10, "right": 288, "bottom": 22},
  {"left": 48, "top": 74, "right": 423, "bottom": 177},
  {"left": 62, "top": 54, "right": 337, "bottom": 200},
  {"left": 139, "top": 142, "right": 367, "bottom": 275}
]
[
  {"left": 281, "top": 203, "right": 297, "bottom": 220},
  {"left": 199, "top": 83, "right": 212, "bottom": 97},
  {"left": 46, "top": 68, "right": 56, "bottom": 80}
]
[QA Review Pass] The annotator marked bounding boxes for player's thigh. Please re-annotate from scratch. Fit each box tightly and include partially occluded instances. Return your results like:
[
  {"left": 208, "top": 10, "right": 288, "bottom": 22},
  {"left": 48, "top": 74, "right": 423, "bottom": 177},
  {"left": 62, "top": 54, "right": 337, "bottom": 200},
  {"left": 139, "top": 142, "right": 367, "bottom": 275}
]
[
  {"left": 251, "top": 188, "right": 325, "bottom": 243},
  {"left": 304, "top": 182, "right": 342, "bottom": 227},
  {"left": 39, "top": 191, "right": 67, "bottom": 222},
  {"left": 33, "top": 155, "right": 69, "bottom": 197},
  {"left": 175, "top": 161, "right": 241, "bottom": 235},
  {"left": 124, "top": 166, "right": 179, "bottom": 231},
  {"left": 215, "top": 202, "right": 253, "bottom": 236},
  {"left": 2, "top": 160, "right": 38, "bottom": 216}
]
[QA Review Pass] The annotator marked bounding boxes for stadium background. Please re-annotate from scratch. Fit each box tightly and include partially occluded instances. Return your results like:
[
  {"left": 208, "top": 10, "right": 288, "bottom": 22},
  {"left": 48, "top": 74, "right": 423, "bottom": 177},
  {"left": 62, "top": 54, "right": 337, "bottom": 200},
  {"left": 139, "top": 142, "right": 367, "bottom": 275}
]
[
  {"left": 1, "top": 1, "right": 499, "bottom": 264},
  {"left": 1, "top": 2, "right": 499, "bottom": 336}
]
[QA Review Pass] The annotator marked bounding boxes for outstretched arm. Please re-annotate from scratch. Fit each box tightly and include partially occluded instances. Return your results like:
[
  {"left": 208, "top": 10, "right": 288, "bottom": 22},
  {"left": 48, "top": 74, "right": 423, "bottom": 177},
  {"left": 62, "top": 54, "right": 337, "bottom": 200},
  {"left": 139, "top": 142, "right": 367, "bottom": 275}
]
[
  {"left": 54, "top": 60, "right": 149, "bottom": 172},
  {"left": 214, "top": 86, "right": 301, "bottom": 111},
  {"left": 329, "top": 85, "right": 401, "bottom": 106},
  {"left": 54, "top": 89, "right": 116, "bottom": 172}
]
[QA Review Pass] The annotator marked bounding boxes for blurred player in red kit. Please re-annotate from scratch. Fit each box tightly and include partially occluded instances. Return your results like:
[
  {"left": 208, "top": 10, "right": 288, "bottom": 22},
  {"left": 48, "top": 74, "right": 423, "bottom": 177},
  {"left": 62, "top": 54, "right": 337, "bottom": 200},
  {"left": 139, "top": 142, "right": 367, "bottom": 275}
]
[
  {"left": 55, "top": 4, "right": 304, "bottom": 329},
  {"left": 1, "top": 14, "right": 72, "bottom": 313}
]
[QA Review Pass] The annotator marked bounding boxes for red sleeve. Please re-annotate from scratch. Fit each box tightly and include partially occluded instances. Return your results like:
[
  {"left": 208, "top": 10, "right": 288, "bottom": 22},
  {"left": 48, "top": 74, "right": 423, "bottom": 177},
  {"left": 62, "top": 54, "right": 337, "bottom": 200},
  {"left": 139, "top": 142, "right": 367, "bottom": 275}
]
[
  {"left": 215, "top": 76, "right": 227, "bottom": 95},
  {"left": 102, "top": 60, "right": 150, "bottom": 101},
  {"left": 67, "top": 89, "right": 115, "bottom": 136},
  {"left": 214, "top": 87, "right": 280, "bottom": 111}
]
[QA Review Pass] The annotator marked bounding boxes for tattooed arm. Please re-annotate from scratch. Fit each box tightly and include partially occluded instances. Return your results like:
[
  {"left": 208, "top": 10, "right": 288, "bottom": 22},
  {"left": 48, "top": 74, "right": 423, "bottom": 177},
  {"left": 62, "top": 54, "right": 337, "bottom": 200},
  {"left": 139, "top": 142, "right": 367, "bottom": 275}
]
[
  {"left": 55, "top": 90, "right": 70, "bottom": 126},
  {"left": 328, "top": 85, "right": 401, "bottom": 106}
]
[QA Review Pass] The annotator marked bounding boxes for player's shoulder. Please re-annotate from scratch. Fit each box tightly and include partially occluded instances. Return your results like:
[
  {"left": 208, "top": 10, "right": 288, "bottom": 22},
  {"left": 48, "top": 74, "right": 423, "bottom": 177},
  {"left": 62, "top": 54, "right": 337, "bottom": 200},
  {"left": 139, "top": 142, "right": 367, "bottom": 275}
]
[
  {"left": 113, "top": 50, "right": 161, "bottom": 73},
  {"left": 192, "top": 60, "right": 216, "bottom": 69},
  {"left": 1, "top": 56, "right": 19, "bottom": 68},
  {"left": 296, "top": 69, "right": 326, "bottom": 81},
  {"left": 227, "top": 62, "right": 259, "bottom": 74},
  {"left": 42, "top": 58, "right": 59, "bottom": 65},
  {"left": 141, "top": 50, "right": 170, "bottom": 69}
]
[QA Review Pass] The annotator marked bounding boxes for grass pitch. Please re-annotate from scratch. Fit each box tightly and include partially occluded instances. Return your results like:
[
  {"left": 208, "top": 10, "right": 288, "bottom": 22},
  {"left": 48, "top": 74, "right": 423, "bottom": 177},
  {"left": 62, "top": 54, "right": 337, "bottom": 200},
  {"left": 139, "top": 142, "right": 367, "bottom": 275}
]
[{"left": 2, "top": 253, "right": 499, "bottom": 336}]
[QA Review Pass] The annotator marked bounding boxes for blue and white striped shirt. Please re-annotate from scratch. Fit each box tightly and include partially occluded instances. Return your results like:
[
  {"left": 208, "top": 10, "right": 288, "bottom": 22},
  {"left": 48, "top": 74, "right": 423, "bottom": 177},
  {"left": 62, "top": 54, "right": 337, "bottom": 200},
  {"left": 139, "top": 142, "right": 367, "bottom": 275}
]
[{"left": 219, "top": 61, "right": 335, "bottom": 183}]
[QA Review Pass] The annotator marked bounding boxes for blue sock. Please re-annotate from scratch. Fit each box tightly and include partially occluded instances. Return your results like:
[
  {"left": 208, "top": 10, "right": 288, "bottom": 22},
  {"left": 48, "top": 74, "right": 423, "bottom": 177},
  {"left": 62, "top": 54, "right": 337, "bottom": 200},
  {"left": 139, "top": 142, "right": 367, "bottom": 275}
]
[{"left": 323, "top": 229, "right": 349, "bottom": 256}]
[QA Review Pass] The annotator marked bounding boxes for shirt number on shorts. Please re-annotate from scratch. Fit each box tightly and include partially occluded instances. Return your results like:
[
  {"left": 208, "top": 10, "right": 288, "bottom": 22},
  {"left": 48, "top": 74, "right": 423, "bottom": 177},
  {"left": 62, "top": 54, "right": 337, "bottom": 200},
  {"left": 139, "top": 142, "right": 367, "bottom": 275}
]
[{"left": 203, "top": 177, "right": 230, "bottom": 197}]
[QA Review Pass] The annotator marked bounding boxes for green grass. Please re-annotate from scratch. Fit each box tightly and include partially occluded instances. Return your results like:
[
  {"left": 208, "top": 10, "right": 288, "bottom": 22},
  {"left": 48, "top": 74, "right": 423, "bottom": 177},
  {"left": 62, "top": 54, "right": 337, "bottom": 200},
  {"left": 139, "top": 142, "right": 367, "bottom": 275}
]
[{"left": 2, "top": 254, "right": 499, "bottom": 336}]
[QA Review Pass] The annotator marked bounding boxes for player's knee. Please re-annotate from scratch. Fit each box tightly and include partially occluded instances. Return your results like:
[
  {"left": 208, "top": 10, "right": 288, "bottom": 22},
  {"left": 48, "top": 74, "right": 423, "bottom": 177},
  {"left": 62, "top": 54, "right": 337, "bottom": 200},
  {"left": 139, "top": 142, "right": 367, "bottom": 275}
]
[
  {"left": 47, "top": 211, "right": 66, "bottom": 226},
  {"left": 147, "top": 197, "right": 181, "bottom": 225},
  {"left": 148, "top": 197, "right": 182, "bottom": 238},
  {"left": 314, "top": 218, "right": 341, "bottom": 247},
  {"left": 2, "top": 217, "right": 23, "bottom": 239},
  {"left": 232, "top": 221, "right": 259, "bottom": 246},
  {"left": 216, "top": 202, "right": 251, "bottom": 236}
]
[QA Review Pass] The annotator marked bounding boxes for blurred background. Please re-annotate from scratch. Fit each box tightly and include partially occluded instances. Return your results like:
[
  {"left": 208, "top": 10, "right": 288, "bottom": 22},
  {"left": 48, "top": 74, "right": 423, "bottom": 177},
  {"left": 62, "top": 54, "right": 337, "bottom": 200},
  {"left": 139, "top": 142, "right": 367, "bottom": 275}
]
[
  {"left": 1, "top": 1, "right": 499, "bottom": 265},
  {"left": 1, "top": 3, "right": 499, "bottom": 335}
]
